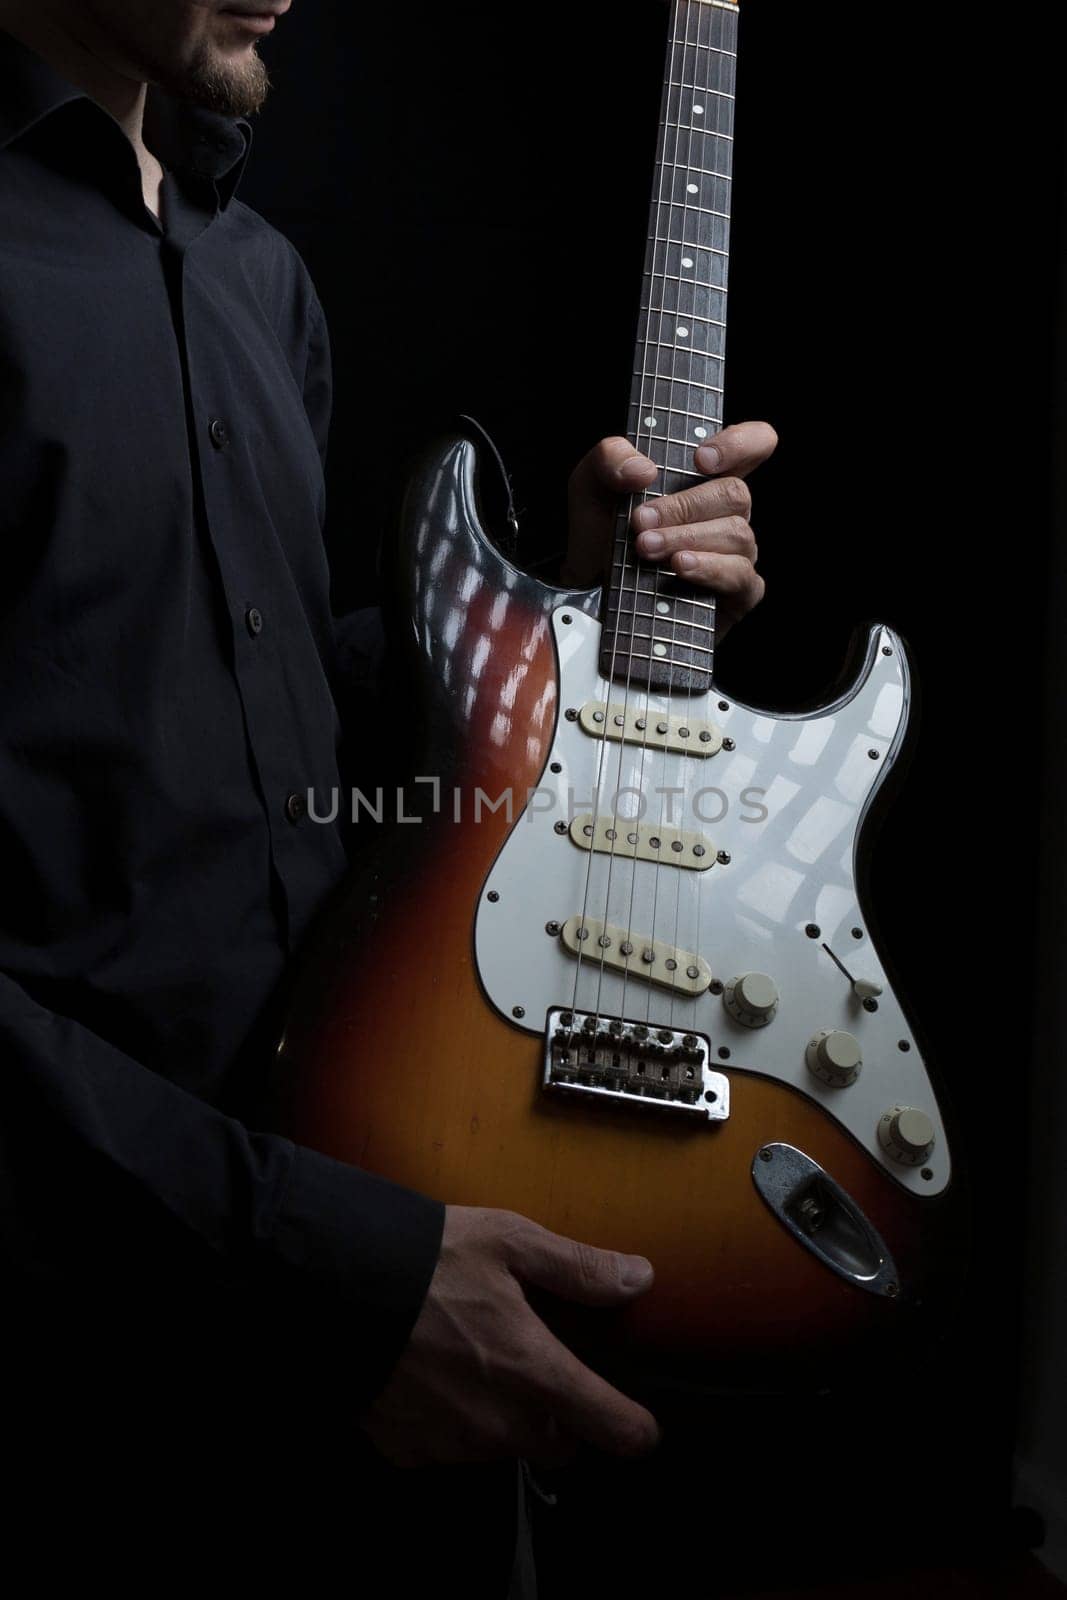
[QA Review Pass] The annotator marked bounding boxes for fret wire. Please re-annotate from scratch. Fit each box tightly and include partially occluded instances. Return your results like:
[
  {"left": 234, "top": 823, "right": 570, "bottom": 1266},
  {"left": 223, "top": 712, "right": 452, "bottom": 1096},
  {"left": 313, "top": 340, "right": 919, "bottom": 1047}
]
[
  {"left": 652, "top": 202, "right": 731, "bottom": 222},
  {"left": 640, "top": 307, "right": 726, "bottom": 329},
  {"left": 645, "top": 240, "right": 728, "bottom": 258},
  {"left": 636, "top": 351, "right": 724, "bottom": 381},
  {"left": 629, "top": 403, "right": 724, "bottom": 424},
  {"left": 662, "top": 84, "right": 734, "bottom": 100},
  {"left": 632, "top": 371, "right": 723, "bottom": 396},
  {"left": 659, "top": 122, "right": 733, "bottom": 140},
  {"left": 605, "top": 610, "right": 717, "bottom": 636},
  {"left": 607, "top": 650, "right": 715, "bottom": 669},
  {"left": 608, "top": 565, "right": 719, "bottom": 608},
  {"left": 666, "top": 39, "right": 737, "bottom": 57},
  {"left": 605, "top": 628, "right": 716, "bottom": 659},
  {"left": 655, "top": 162, "right": 733, "bottom": 180},
  {"left": 624, "top": 430, "right": 725, "bottom": 452}
]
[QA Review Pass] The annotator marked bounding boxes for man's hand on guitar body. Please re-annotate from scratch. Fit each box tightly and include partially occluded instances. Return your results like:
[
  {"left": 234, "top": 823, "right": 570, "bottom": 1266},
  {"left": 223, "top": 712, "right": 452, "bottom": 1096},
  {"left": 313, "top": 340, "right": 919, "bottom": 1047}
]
[
  {"left": 562, "top": 419, "right": 778, "bottom": 641},
  {"left": 360, "top": 1205, "right": 660, "bottom": 1469}
]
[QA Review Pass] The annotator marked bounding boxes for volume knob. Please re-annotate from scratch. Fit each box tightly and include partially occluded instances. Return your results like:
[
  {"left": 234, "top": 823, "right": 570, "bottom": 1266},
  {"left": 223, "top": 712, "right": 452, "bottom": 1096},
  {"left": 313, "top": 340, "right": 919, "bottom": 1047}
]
[
  {"left": 724, "top": 972, "right": 779, "bottom": 1028},
  {"left": 806, "top": 1029, "right": 862, "bottom": 1086},
  {"left": 878, "top": 1106, "right": 936, "bottom": 1165}
]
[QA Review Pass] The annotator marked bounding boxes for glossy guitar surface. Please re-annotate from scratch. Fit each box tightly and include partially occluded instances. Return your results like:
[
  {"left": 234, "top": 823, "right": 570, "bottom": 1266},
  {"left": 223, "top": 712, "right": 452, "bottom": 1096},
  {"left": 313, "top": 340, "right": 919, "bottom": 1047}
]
[{"left": 273, "top": 432, "right": 965, "bottom": 1395}]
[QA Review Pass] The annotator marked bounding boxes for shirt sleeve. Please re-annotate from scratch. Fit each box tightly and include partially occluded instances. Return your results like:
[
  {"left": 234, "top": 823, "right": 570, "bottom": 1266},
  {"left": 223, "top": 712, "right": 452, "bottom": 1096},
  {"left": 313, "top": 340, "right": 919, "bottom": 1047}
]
[{"left": 0, "top": 966, "right": 445, "bottom": 1413}]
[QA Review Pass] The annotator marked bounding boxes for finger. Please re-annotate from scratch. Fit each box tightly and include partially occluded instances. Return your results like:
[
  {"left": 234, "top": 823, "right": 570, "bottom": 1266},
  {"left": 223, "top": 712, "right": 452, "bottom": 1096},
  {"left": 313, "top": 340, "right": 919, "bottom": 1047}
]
[
  {"left": 569, "top": 436, "right": 659, "bottom": 504},
  {"left": 525, "top": 1324, "right": 661, "bottom": 1459},
  {"left": 635, "top": 515, "right": 757, "bottom": 565},
  {"left": 504, "top": 1216, "right": 654, "bottom": 1306},
  {"left": 667, "top": 553, "right": 767, "bottom": 605},
  {"left": 692, "top": 419, "right": 778, "bottom": 481},
  {"left": 632, "top": 473, "right": 751, "bottom": 536}
]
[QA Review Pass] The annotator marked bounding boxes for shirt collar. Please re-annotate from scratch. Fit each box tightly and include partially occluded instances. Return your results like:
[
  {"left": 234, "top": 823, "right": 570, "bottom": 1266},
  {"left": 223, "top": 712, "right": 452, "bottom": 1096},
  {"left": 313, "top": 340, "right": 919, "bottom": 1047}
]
[{"left": 0, "top": 25, "right": 252, "bottom": 211}]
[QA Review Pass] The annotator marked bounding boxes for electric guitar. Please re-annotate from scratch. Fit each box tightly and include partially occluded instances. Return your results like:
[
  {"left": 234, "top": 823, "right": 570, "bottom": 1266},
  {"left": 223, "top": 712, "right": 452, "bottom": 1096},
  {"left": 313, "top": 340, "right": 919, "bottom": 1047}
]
[{"left": 270, "top": 0, "right": 963, "bottom": 1395}]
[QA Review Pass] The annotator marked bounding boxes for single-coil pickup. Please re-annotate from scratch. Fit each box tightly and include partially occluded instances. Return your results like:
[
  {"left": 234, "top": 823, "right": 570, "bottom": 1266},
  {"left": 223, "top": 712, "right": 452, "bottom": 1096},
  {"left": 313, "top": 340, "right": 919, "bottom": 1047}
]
[
  {"left": 579, "top": 701, "right": 723, "bottom": 757},
  {"left": 559, "top": 914, "right": 712, "bottom": 995},
  {"left": 568, "top": 813, "right": 714, "bottom": 871}
]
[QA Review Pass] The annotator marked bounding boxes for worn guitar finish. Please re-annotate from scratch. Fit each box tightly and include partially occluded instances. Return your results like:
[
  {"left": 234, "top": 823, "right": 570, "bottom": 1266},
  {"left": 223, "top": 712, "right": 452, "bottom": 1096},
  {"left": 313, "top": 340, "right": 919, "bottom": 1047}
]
[{"left": 272, "top": 0, "right": 963, "bottom": 1393}]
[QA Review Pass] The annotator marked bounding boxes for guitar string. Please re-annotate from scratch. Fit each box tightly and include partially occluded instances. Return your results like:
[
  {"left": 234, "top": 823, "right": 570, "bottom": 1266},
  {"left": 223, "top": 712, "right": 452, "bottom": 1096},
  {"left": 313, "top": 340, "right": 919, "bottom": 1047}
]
[
  {"left": 641, "top": 0, "right": 707, "bottom": 1044},
  {"left": 585, "top": 0, "right": 687, "bottom": 1047},
  {"left": 562, "top": 0, "right": 682, "bottom": 1050},
  {"left": 660, "top": 0, "right": 706, "bottom": 1043},
  {"left": 688, "top": 0, "right": 737, "bottom": 1057}
]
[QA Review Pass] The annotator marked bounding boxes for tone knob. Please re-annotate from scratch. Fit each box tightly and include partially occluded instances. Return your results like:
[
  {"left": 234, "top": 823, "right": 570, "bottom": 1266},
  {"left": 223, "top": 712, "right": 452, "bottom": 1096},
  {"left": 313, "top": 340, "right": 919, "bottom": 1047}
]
[
  {"left": 806, "top": 1029, "right": 862, "bottom": 1086},
  {"left": 878, "top": 1106, "right": 936, "bottom": 1165},
  {"left": 724, "top": 972, "right": 779, "bottom": 1028}
]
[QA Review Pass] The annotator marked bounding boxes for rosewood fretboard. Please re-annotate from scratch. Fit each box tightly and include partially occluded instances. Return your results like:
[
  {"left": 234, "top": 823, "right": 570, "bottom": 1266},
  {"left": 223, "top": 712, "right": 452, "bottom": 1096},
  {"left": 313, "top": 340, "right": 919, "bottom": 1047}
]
[{"left": 601, "top": 0, "right": 738, "bottom": 694}]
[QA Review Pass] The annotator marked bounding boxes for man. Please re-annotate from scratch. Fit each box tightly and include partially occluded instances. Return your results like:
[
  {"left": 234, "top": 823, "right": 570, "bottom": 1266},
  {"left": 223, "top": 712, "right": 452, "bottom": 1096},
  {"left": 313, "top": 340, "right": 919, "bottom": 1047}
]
[{"left": 0, "top": 0, "right": 775, "bottom": 1588}]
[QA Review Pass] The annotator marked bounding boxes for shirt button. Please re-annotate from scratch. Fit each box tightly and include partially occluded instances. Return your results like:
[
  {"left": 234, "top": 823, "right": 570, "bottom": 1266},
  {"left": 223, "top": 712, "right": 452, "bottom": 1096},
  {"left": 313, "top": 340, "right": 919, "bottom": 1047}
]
[
  {"left": 209, "top": 417, "right": 230, "bottom": 450},
  {"left": 245, "top": 606, "right": 264, "bottom": 637},
  {"left": 285, "top": 791, "right": 307, "bottom": 825}
]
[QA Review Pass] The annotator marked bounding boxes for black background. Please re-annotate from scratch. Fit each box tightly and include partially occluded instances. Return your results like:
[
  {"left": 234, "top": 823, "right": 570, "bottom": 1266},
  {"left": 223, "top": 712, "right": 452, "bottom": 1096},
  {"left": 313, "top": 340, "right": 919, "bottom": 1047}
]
[{"left": 242, "top": 3, "right": 1063, "bottom": 1589}]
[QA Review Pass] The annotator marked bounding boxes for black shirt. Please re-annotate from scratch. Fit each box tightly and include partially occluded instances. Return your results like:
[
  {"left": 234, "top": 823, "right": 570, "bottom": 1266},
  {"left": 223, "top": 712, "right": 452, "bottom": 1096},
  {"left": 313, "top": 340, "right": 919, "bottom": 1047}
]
[{"left": 0, "top": 26, "right": 444, "bottom": 1415}]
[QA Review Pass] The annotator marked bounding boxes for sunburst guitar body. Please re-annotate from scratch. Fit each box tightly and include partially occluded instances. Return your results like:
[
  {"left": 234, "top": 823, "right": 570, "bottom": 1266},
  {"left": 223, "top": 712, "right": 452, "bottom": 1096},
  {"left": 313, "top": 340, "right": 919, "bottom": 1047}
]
[{"left": 271, "top": 0, "right": 964, "bottom": 1400}]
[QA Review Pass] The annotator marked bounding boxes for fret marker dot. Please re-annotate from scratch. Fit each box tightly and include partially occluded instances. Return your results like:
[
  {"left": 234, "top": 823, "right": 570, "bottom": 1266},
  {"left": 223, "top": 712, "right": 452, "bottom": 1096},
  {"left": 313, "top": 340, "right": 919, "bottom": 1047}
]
[
  {"left": 686, "top": 183, "right": 699, "bottom": 195},
  {"left": 682, "top": 257, "right": 695, "bottom": 269},
  {"left": 644, "top": 416, "right": 658, "bottom": 428},
  {"left": 653, "top": 643, "right": 668, "bottom": 659},
  {"left": 677, "top": 327, "right": 689, "bottom": 339},
  {"left": 656, "top": 600, "right": 671, "bottom": 615},
  {"left": 694, "top": 105, "right": 705, "bottom": 115},
  {"left": 694, "top": 427, "right": 708, "bottom": 439}
]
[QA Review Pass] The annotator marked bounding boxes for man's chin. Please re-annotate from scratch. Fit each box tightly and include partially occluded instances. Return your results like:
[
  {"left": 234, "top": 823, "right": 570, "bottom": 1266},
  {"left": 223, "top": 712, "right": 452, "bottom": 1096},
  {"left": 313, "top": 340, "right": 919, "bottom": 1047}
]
[{"left": 166, "top": 44, "right": 271, "bottom": 118}]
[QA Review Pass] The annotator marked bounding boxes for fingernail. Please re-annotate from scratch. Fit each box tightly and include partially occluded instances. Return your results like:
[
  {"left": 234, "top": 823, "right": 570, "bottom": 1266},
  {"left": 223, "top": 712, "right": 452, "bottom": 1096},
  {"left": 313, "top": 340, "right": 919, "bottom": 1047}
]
[
  {"left": 695, "top": 443, "right": 721, "bottom": 472},
  {"left": 632, "top": 504, "right": 660, "bottom": 531},
  {"left": 637, "top": 531, "right": 664, "bottom": 555},
  {"left": 675, "top": 552, "right": 697, "bottom": 572},
  {"left": 621, "top": 1256, "right": 654, "bottom": 1290}
]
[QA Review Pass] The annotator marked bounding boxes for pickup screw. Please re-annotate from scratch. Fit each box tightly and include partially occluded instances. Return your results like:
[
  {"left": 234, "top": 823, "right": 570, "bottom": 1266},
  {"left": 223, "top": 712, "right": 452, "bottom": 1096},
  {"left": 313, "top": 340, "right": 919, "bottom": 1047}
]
[
  {"left": 565, "top": 708, "right": 578, "bottom": 721},
  {"left": 512, "top": 1005, "right": 525, "bottom": 1018},
  {"left": 487, "top": 890, "right": 499, "bottom": 903},
  {"left": 554, "top": 820, "right": 568, "bottom": 835},
  {"left": 709, "top": 978, "right": 724, "bottom": 994},
  {"left": 717, "top": 850, "right": 730, "bottom": 864},
  {"left": 722, "top": 737, "right": 736, "bottom": 751},
  {"left": 545, "top": 920, "right": 561, "bottom": 936}
]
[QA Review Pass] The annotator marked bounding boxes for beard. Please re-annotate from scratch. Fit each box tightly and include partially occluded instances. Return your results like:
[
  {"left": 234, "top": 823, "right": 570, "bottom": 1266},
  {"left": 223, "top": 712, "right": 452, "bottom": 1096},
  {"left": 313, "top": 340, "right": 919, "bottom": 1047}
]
[{"left": 160, "top": 32, "right": 271, "bottom": 117}]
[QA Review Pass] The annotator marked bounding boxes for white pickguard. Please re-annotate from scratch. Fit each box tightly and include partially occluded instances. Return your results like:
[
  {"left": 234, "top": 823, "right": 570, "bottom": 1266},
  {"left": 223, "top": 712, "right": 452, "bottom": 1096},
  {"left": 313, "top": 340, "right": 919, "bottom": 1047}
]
[{"left": 474, "top": 605, "right": 949, "bottom": 1196}]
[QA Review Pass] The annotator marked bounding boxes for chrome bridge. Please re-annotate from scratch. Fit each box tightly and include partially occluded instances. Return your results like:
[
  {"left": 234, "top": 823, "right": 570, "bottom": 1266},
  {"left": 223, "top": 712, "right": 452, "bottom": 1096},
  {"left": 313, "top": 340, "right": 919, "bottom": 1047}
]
[{"left": 543, "top": 1008, "right": 730, "bottom": 1122}]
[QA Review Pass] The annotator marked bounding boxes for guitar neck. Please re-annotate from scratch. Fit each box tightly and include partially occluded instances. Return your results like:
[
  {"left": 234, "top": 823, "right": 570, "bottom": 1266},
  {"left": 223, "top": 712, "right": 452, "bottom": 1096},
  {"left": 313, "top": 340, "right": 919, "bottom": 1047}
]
[{"left": 602, "top": 0, "right": 739, "bottom": 694}]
